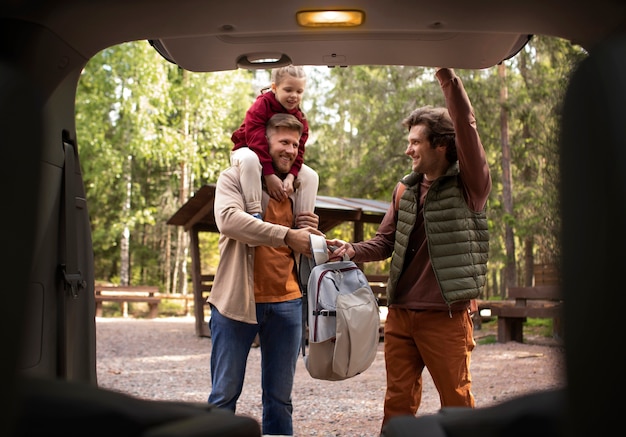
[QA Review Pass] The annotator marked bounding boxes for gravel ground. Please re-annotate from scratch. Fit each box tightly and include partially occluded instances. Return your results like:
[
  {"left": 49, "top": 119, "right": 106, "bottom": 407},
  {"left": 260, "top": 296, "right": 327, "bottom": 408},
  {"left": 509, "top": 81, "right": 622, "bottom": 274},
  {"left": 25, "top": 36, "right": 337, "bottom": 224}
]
[{"left": 96, "top": 316, "right": 566, "bottom": 437}]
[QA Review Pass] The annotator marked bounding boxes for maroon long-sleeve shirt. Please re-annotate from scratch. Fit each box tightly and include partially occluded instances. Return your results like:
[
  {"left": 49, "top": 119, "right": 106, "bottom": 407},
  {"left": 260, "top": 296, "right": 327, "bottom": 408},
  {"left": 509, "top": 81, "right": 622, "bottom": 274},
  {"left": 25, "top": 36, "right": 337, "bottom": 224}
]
[{"left": 231, "top": 91, "right": 309, "bottom": 178}]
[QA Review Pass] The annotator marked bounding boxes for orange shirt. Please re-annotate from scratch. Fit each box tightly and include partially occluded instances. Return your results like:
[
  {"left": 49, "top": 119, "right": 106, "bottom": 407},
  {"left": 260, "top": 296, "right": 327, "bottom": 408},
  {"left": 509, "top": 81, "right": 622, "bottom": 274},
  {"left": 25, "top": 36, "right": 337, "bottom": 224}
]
[{"left": 254, "top": 197, "right": 301, "bottom": 303}]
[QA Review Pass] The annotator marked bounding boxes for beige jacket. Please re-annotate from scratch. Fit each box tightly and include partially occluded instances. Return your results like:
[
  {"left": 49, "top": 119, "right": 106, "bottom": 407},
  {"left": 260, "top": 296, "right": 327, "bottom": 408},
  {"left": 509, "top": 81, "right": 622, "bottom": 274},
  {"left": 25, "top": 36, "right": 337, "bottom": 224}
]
[{"left": 207, "top": 166, "right": 292, "bottom": 324}]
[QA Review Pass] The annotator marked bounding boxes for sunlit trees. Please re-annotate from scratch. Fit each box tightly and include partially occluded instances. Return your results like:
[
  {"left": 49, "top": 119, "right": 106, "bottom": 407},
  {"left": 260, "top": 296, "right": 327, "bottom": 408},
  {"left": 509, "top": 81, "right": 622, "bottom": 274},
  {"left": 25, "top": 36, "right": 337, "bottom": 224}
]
[
  {"left": 77, "top": 36, "right": 585, "bottom": 297},
  {"left": 77, "top": 41, "right": 253, "bottom": 292}
]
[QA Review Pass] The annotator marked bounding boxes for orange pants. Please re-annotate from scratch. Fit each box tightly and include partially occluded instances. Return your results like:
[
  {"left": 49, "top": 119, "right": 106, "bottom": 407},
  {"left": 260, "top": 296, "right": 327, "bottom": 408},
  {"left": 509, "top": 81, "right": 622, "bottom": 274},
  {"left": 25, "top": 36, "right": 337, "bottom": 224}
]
[{"left": 382, "top": 307, "right": 476, "bottom": 427}]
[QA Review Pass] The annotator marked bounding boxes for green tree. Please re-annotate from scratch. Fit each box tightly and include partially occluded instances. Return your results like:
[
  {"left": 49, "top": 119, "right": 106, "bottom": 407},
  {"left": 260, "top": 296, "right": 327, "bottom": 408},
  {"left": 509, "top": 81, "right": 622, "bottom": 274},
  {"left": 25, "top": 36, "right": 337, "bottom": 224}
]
[
  {"left": 460, "top": 36, "right": 586, "bottom": 293},
  {"left": 307, "top": 66, "right": 440, "bottom": 201},
  {"left": 511, "top": 36, "right": 586, "bottom": 284},
  {"left": 77, "top": 41, "right": 253, "bottom": 291},
  {"left": 77, "top": 41, "right": 173, "bottom": 285},
  {"left": 77, "top": 37, "right": 583, "bottom": 298}
]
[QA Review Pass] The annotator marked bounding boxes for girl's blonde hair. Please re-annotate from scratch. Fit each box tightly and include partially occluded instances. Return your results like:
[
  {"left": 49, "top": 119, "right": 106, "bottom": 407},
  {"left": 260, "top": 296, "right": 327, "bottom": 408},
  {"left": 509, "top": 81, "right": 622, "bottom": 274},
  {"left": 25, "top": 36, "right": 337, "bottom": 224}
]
[
  {"left": 272, "top": 65, "right": 306, "bottom": 85},
  {"left": 261, "top": 65, "right": 306, "bottom": 93}
]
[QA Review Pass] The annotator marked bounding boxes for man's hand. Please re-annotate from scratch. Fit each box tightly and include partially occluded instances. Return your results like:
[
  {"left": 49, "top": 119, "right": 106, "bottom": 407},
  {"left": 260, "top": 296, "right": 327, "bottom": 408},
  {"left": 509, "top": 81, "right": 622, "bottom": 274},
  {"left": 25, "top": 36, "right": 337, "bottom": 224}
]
[
  {"left": 435, "top": 67, "right": 453, "bottom": 74},
  {"left": 294, "top": 211, "right": 319, "bottom": 229},
  {"left": 325, "top": 238, "right": 355, "bottom": 261},
  {"left": 285, "top": 227, "right": 324, "bottom": 255}
]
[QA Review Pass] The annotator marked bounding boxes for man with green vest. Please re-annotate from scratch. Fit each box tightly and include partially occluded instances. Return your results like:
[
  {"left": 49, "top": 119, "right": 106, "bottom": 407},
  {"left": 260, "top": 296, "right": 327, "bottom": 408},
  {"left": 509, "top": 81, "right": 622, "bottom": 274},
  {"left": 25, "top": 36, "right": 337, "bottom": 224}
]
[{"left": 327, "top": 67, "right": 491, "bottom": 432}]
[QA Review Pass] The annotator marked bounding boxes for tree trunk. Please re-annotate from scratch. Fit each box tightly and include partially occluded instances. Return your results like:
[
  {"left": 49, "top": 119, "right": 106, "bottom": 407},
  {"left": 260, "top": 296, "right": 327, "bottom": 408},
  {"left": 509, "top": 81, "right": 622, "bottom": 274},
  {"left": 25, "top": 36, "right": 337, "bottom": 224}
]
[
  {"left": 499, "top": 63, "right": 517, "bottom": 295},
  {"left": 120, "top": 154, "right": 132, "bottom": 286},
  {"left": 523, "top": 237, "right": 534, "bottom": 286},
  {"left": 164, "top": 225, "right": 172, "bottom": 293},
  {"left": 172, "top": 69, "right": 191, "bottom": 294}
]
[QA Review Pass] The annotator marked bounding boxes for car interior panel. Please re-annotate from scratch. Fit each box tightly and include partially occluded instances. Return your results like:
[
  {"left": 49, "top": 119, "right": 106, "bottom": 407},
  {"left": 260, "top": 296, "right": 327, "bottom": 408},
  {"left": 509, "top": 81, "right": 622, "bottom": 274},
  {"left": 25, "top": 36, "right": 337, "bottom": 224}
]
[{"left": 1, "top": 1, "right": 625, "bottom": 435}]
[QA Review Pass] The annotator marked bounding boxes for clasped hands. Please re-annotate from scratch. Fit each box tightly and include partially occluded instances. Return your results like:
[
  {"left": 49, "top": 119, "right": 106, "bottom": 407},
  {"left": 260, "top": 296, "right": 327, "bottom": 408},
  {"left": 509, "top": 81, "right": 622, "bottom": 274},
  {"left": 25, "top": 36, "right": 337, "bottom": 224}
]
[
  {"left": 284, "top": 215, "right": 356, "bottom": 262},
  {"left": 265, "top": 173, "right": 295, "bottom": 202}
]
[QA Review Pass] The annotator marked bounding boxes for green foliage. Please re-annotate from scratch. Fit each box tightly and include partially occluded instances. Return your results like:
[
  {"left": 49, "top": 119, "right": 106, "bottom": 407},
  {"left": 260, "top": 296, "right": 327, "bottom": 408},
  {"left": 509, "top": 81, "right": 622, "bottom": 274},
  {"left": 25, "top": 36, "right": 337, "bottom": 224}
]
[
  {"left": 158, "top": 299, "right": 192, "bottom": 317},
  {"left": 78, "top": 37, "right": 582, "bottom": 294},
  {"left": 77, "top": 41, "right": 254, "bottom": 286},
  {"left": 199, "top": 232, "right": 221, "bottom": 275},
  {"left": 477, "top": 335, "right": 497, "bottom": 345},
  {"left": 526, "top": 317, "right": 554, "bottom": 337},
  {"left": 100, "top": 302, "right": 155, "bottom": 318},
  {"left": 306, "top": 66, "right": 439, "bottom": 199},
  {"left": 477, "top": 317, "right": 553, "bottom": 344},
  {"left": 99, "top": 302, "right": 123, "bottom": 317},
  {"left": 455, "top": 37, "right": 586, "bottom": 279}
]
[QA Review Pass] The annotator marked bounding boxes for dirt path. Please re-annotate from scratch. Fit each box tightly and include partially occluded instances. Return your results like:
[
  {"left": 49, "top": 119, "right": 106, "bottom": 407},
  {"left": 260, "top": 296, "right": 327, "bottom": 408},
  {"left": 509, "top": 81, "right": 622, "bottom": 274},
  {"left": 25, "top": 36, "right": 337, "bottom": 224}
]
[{"left": 96, "top": 317, "right": 566, "bottom": 436}]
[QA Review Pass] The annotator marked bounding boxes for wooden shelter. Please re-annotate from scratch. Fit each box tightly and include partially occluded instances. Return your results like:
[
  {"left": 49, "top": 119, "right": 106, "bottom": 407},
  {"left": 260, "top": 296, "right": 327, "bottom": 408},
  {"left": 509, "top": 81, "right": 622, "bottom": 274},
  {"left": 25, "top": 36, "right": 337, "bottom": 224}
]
[{"left": 167, "top": 184, "right": 389, "bottom": 336}]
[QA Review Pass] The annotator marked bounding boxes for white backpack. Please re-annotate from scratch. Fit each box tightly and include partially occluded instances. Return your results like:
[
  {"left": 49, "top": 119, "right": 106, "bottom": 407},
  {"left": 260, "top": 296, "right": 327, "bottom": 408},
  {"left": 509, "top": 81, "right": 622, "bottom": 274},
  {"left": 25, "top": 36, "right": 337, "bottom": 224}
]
[{"left": 299, "top": 235, "right": 380, "bottom": 381}]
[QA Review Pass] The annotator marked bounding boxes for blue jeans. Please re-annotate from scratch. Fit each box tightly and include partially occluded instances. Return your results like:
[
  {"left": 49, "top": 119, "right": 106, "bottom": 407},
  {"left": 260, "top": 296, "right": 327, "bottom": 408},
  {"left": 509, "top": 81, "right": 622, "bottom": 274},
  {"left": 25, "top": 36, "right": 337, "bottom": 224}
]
[{"left": 208, "top": 299, "right": 302, "bottom": 435}]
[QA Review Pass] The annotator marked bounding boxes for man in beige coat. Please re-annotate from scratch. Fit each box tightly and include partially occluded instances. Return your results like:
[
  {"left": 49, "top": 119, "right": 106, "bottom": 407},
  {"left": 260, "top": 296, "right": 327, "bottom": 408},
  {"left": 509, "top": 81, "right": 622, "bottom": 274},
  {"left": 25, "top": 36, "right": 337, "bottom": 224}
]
[{"left": 207, "top": 113, "right": 322, "bottom": 437}]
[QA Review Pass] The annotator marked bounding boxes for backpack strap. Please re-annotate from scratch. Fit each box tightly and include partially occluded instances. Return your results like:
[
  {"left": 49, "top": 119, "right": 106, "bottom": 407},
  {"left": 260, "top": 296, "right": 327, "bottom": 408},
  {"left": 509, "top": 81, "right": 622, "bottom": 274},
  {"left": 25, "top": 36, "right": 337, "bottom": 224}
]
[
  {"left": 395, "top": 172, "right": 421, "bottom": 212},
  {"left": 312, "top": 309, "right": 337, "bottom": 316},
  {"left": 394, "top": 181, "right": 407, "bottom": 212},
  {"left": 297, "top": 253, "right": 314, "bottom": 357}
]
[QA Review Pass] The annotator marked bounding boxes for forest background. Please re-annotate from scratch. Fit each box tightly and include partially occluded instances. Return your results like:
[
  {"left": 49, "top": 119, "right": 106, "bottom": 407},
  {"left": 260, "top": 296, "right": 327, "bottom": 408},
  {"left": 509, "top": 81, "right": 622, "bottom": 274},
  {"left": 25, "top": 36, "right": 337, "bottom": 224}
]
[{"left": 76, "top": 36, "right": 585, "bottom": 299}]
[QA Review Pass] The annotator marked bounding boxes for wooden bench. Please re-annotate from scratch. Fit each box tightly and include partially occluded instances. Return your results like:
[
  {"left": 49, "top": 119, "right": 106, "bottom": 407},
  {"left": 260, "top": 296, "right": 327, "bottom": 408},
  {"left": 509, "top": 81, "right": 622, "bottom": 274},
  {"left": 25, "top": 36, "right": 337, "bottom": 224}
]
[
  {"left": 193, "top": 274, "right": 215, "bottom": 337},
  {"left": 479, "top": 285, "right": 563, "bottom": 343},
  {"left": 158, "top": 293, "right": 196, "bottom": 316},
  {"left": 95, "top": 285, "right": 161, "bottom": 318}
]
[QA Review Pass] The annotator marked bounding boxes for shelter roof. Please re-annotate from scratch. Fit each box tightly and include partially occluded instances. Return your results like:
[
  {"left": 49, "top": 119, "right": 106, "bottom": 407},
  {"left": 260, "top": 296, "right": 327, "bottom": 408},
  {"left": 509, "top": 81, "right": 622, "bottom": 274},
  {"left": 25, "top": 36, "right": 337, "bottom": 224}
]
[{"left": 167, "top": 184, "right": 389, "bottom": 233}]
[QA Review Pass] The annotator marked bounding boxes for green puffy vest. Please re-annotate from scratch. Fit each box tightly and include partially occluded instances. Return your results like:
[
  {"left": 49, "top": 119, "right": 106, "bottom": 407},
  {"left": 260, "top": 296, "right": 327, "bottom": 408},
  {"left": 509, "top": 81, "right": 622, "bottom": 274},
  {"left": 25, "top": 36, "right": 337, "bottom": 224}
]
[{"left": 387, "top": 166, "right": 489, "bottom": 306}]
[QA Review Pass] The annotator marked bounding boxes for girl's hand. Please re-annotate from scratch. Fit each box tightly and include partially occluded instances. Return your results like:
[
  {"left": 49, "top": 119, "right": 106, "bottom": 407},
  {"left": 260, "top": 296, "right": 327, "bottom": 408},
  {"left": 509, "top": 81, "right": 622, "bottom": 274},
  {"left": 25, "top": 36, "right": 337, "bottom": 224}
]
[
  {"left": 283, "top": 178, "right": 295, "bottom": 197},
  {"left": 265, "top": 174, "right": 287, "bottom": 201}
]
